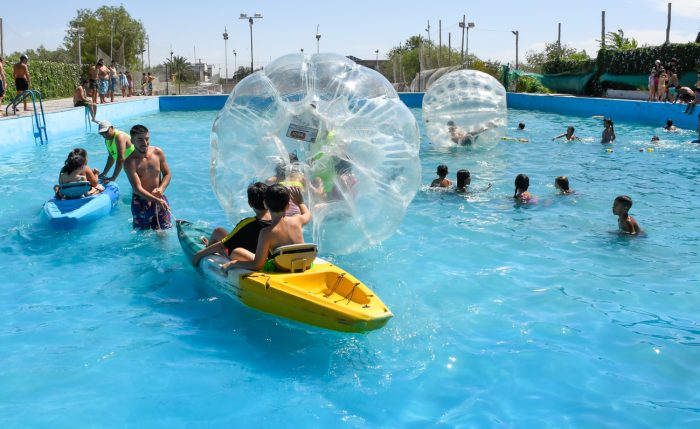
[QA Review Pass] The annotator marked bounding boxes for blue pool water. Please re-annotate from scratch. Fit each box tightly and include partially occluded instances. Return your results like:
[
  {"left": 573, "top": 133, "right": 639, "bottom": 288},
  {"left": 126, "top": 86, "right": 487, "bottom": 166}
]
[{"left": 1, "top": 108, "right": 699, "bottom": 428}]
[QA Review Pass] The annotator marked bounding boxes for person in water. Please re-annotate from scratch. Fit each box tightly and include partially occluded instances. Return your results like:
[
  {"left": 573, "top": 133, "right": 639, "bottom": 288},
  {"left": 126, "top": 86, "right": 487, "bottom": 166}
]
[
  {"left": 447, "top": 120, "right": 496, "bottom": 145},
  {"left": 517, "top": 122, "right": 526, "bottom": 130},
  {"left": 54, "top": 148, "right": 104, "bottom": 198},
  {"left": 612, "top": 195, "right": 641, "bottom": 235},
  {"left": 552, "top": 126, "right": 580, "bottom": 141},
  {"left": 97, "top": 120, "right": 134, "bottom": 184},
  {"left": 455, "top": 169, "right": 471, "bottom": 193},
  {"left": 431, "top": 164, "right": 452, "bottom": 188},
  {"left": 554, "top": 176, "right": 574, "bottom": 195},
  {"left": 513, "top": 173, "right": 534, "bottom": 203},
  {"left": 192, "top": 182, "right": 272, "bottom": 267},
  {"left": 663, "top": 119, "right": 677, "bottom": 132},
  {"left": 124, "top": 124, "right": 172, "bottom": 230},
  {"left": 601, "top": 118, "right": 616, "bottom": 144},
  {"left": 221, "top": 184, "right": 312, "bottom": 272}
]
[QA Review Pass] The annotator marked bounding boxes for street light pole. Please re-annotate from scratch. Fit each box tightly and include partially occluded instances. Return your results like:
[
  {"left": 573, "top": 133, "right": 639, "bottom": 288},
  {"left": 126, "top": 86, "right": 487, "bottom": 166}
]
[
  {"left": 110, "top": 19, "right": 114, "bottom": 61},
  {"left": 223, "top": 27, "right": 229, "bottom": 81},
  {"left": 147, "top": 36, "right": 150, "bottom": 70},
  {"left": 315, "top": 25, "right": 321, "bottom": 54},
  {"left": 512, "top": 30, "right": 519, "bottom": 70},
  {"left": 233, "top": 50, "right": 237, "bottom": 80},
  {"left": 466, "top": 22, "right": 475, "bottom": 68},
  {"left": 70, "top": 26, "right": 85, "bottom": 67},
  {"left": 375, "top": 49, "right": 379, "bottom": 70},
  {"left": 425, "top": 20, "right": 431, "bottom": 69},
  {"left": 240, "top": 13, "right": 263, "bottom": 73}
]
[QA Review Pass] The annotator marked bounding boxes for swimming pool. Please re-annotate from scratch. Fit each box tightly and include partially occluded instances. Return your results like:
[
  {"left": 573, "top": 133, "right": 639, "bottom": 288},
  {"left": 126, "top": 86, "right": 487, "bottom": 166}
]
[{"left": 1, "top": 108, "right": 699, "bottom": 427}]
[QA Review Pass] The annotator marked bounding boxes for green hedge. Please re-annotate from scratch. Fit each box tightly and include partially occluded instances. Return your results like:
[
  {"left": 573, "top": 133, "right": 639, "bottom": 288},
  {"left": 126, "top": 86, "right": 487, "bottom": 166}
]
[
  {"left": 542, "top": 58, "right": 596, "bottom": 75},
  {"left": 2, "top": 58, "right": 80, "bottom": 102},
  {"left": 598, "top": 43, "right": 700, "bottom": 75}
]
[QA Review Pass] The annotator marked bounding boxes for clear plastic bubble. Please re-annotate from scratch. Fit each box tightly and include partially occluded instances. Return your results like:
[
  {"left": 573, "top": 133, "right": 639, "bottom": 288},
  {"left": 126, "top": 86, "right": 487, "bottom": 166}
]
[
  {"left": 422, "top": 70, "right": 507, "bottom": 148},
  {"left": 211, "top": 53, "right": 421, "bottom": 255}
]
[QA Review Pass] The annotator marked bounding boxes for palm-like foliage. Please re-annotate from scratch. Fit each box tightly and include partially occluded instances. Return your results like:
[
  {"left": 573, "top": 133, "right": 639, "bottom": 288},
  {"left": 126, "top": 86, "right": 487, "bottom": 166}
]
[
  {"left": 605, "top": 29, "right": 638, "bottom": 51},
  {"left": 165, "top": 55, "right": 190, "bottom": 94}
]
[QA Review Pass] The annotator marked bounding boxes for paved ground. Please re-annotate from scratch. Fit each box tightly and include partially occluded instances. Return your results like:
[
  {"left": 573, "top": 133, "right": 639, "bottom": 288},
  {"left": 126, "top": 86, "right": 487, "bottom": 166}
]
[{"left": 1, "top": 94, "right": 157, "bottom": 120}]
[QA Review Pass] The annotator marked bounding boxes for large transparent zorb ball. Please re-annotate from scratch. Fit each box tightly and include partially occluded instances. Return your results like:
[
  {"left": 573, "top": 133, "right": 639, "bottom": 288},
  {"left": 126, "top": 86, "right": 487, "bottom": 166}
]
[
  {"left": 422, "top": 69, "right": 507, "bottom": 148},
  {"left": 211, "top": 53, "right": 421, "bottom": 254}
]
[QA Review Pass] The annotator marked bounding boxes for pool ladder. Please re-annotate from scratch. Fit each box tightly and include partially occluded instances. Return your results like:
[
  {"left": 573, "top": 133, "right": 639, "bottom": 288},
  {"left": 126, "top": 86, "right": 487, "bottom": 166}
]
[{"left": 5, "top": 89, "right": 48, "bottom": 144}]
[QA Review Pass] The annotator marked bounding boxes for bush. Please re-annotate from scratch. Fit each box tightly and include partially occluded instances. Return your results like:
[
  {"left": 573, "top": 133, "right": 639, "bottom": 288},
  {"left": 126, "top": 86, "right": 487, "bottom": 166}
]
[
  {"left": 598, "top": 43, "right": 700, "bottom": 74},
  {"left": 515, "top": 76, "right": 551, "bottom": 93},
  {"left": 2, "top": 57, "right": 80, "bottom": 102}
]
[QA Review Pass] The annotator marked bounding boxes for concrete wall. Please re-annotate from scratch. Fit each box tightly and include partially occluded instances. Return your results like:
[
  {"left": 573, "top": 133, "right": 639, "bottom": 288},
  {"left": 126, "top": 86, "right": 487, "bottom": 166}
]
[
  {"left": 507, "top": 93, "right": 698, "bottom": 130},
  {"left": 0, "top": 98, "right": 159, "bottom": 148},
  {"left": 159, "top": 95, "right": 228, "bottom": 111}
]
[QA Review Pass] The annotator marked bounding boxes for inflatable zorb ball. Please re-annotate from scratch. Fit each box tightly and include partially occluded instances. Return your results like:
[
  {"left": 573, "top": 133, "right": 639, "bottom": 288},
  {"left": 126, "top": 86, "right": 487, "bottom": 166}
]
[
  {"left": 422, "top": 69, "right": 507, "bottom": 148},
  {"left": 211, "top": 53, "right": 421, "bottom": 255}
]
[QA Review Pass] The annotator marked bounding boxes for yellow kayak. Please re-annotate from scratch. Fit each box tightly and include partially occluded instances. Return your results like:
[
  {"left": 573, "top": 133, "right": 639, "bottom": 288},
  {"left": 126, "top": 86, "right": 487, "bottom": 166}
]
[{"left": 176, "top": 220, "right": 393, "bottom": 332}]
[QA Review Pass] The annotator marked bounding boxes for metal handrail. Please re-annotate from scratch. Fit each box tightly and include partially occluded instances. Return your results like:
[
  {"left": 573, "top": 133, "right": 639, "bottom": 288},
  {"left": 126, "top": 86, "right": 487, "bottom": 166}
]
[{"left": 6, "top": 89, "right": 48, "bottom": 144}]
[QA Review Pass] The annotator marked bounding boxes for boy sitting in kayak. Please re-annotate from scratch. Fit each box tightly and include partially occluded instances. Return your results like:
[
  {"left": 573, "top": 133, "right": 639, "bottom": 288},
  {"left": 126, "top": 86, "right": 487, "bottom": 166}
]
[
  {"left": 192, "top": 182, "right": 271, "bottom": 267},
  {"left": 222, "top": 184, "right": 312, "bottom": 272}
]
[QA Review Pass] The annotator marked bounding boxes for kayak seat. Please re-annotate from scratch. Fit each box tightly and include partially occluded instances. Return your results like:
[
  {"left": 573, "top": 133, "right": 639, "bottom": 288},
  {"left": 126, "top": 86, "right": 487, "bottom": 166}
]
[
  {"left": 272, "top": 243, "right": 318, "bottom": 273},
  {"left": 58, "top": 181, "right": 92, "bottom": 199}
]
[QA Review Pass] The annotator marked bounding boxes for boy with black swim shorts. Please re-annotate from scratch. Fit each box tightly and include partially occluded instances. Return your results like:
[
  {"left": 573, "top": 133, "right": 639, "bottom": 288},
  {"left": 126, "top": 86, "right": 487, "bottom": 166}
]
[{"left": 191, "top": 182, "right": 272, "bottom": 266}]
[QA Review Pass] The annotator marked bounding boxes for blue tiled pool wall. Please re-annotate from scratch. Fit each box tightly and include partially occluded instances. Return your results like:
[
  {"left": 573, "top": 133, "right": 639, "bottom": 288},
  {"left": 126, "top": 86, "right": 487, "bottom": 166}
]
[{"left": 1, "top": 93, "right": 696, "bottom": 148}]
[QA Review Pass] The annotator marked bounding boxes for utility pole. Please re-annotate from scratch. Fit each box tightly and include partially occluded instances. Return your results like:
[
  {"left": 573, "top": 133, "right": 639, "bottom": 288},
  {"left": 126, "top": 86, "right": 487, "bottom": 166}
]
[
  {"left": 557, "top": 23, "right": 561, "bottom": 59},
  {"left": 418, "top": 37, "right": 423, "bottom": 92},
  {"left": 147, "top": 36, "right": 150, "bottom": 70},
  {"left": 223, "top": 27, "right": 229, "bottom": 81},
  {"left": 601, "top": 11, "right": 606, "bottom": 49},
  {"left": 459, "top": 15, "right": 466, "bottom": 64},
  {"left": 375, "top": 49, "right": 379, "bottom": 70},
  {"left": 448, "top": 32, "right": 451, "bottom": 66},
  {"left": 665, "top": 2, "right": 671, "bottom": 44},
  {"left": 315, "top": 25, "right": 321, "bottom": 54},
  {"left": 512, "top": 31, "right": 519, "bottom": 70},
  {"left": 425, "top": 20, "right": 431, "bottom": 69},
  {"left": 0, "top": 18, "right": 4, "bottom": 57},
  {"left": 110, "top": 19, "right": 114, "bottom": 61},
  {"left": 438, "top": 19, "right": 442, "bottom": 67}
]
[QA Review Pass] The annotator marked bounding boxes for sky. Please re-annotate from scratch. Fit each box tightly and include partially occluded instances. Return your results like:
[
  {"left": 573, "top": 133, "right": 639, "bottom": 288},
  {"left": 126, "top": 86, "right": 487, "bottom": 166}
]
[{"left": 2, "top": 0, "right": 699, "bottom": 77}]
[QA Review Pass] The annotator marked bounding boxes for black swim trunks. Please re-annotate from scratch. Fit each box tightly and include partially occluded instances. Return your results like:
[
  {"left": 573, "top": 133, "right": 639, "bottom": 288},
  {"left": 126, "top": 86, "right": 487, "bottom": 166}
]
[
  {"left": 221, "top": 216, "right": 271, "bottom": 254},
  {"left": 15, "top": 78, "right": 28, "bottom": 91},
  {"left": 89, "top": 79, "right": 99, "bottom": 90},
  {"left": 74, "top": 100, "right": 89, "bottom": 107},
  {"left": 0, "top": 80, "right": 4, "bottom": 97}
]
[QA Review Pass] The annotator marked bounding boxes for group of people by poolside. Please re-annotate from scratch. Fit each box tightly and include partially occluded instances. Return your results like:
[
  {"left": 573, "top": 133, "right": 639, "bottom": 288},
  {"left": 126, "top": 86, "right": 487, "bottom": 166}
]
[
  {"left": 55, "top": 120, "right": 172, "bottom": 230},
  {"left": 648, "top": 59, "right": 700, "bottom": 114},
  {"left": 75, "top": 59, "right": 156, "bottom": 123}
]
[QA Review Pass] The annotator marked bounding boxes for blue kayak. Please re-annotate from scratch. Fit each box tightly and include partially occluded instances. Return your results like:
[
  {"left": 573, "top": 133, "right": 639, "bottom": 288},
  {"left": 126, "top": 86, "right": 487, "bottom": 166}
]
[{"left": 44, "top": 183, "right": 120, "bottom": 229}]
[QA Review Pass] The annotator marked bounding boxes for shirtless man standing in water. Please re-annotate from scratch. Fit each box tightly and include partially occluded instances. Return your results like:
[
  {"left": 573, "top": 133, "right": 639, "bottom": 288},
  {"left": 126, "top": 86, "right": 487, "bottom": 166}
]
[{"left": 124, "top": 124, "right": 172, "bottom": 230}]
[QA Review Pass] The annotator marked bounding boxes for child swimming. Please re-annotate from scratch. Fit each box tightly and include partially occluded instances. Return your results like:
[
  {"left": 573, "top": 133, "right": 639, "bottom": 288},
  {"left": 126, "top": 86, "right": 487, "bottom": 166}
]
[
  {"left": 552, "top": 126, "right": 580, "bottom": 142},
  {"left": 612, "top": 195, "right": 641, "bottom": 235},
  {"left": 431, "top": 164, "right": 452, "bottom": 188},
  {"left": 513, "top": 173, "right": 535, "bottom": 203},
  {"left": 455, "top": 169, "right": 471, "bottom": 193},
  {"left": 601, "top": 118, "right": 616, "bottom": 144},
  {"left": 554, "top": 176, "right": 574, "bottom": 195}
]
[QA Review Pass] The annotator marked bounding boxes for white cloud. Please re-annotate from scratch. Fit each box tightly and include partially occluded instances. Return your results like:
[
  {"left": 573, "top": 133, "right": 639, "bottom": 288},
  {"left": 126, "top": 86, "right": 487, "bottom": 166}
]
[
  {"left": 645, "top": 0, "right": 700, "bottom": 19},
  {"left": 625, "top": 28, "right": 697, "bottom": 45}
]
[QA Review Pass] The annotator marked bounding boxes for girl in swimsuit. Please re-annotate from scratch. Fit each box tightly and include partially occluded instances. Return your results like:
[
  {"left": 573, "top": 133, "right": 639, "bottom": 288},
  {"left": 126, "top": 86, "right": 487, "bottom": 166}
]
[
  {"left": 55, "top": 148, "right": 104, "bottom": 198},
  {"left": 514, "top": 173, "right": 535, "bottom": 203}
]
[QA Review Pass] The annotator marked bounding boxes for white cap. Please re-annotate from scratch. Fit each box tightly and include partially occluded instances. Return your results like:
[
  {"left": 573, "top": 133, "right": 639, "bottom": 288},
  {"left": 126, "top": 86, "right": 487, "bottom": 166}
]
[{"left": 98, "top": 120, "right": 112, "bottom": 133}]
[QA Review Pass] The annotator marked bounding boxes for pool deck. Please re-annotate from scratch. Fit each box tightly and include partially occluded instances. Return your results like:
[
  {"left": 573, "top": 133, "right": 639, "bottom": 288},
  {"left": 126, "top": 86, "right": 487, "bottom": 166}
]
[{"left": 0, "top": 94, "right": 158, "bottom": 119}]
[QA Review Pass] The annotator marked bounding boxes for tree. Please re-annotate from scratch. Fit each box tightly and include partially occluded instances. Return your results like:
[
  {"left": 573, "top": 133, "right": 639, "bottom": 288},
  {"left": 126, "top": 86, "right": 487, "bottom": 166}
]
[
  {"left": 525, "top": 42, "right": 591, "bottom": 73},
  {"left": 165, "top": 55, "right": 191, "bottom": 94},
  {"left": 7, "top": 45, "right": 73, "bottom": 64},
  {"left": 63, "top": 6, "right": 146, "bottom": 69},
  {"left": 604, "top": 29, "right": 638, "bottom": 51}
]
